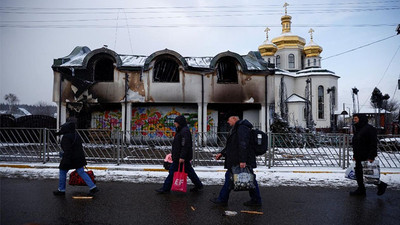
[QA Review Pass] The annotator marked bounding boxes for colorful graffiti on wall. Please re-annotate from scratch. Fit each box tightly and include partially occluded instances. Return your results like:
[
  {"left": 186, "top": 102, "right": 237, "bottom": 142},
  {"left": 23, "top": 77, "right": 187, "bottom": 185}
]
[
  {"left": 92, "top": 107, "right": 215, "bottom": 138},
  {"left": 131, "top": 107, "right": 214, "bottom": 138},
  {"left": 92, "top": 110, "right": 122, "bottom": 130}
]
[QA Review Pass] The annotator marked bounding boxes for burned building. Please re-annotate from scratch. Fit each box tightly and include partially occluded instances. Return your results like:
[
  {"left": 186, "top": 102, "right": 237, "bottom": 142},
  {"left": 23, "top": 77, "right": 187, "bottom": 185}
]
[{"left": 52, "top": 47, "right": 273, "bottom": 136}]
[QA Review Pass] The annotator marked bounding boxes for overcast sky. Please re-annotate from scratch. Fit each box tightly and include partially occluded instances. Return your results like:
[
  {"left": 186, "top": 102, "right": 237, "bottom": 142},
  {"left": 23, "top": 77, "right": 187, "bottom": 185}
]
[{"left": 1, "top": 0, "right": 399, "bottom": 113}]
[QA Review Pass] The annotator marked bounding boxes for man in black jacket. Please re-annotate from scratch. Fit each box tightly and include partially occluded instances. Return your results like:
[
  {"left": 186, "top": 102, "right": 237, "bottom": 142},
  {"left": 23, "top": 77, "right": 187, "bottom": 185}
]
[
  {"left": 351, "top": 114, "right": 387, "bottom": 196},
  {"left": 210, "top": 116, "right": 261, "bottom": 206},
  {"left": 156, "top": 115, "right": 203, "bottom": 193}
]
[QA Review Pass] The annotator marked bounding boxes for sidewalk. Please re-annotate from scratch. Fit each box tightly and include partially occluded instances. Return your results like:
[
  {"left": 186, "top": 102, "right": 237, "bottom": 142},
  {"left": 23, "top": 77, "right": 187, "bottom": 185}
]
[{"left": 1, "top": 162, "right": 400, "bottom": 189}]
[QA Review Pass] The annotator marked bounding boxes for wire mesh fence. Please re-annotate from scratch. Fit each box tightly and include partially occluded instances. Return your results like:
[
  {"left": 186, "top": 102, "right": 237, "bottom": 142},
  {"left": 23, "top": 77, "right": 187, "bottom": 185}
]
[{"left": 1, "top": 128, "right": 400, "bottom": 168}]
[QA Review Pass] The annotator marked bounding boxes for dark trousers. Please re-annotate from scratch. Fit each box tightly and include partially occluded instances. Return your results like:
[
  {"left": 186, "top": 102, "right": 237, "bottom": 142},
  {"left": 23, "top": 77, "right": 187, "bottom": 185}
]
[
  {"left": 354, "top": 160, "right": 366, "bottom": 190},
  {"left": 217, "top": 169, "right": 262, "bottom": 203},
  {"left": 354, "top": 160, "right": 385, "bottom": 190},
  {"left": 162, "top": 161, "right": 203, "bottom": 191}
]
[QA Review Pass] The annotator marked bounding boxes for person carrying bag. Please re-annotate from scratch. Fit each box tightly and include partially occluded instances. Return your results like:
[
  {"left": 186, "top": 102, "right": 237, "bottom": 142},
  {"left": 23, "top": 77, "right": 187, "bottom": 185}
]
[
  {"left": 349, "top": 114, "right": 388, "bottom": 197},
  {"left": 155, "top": 115, "right": 203, "bottom": 194},
  {"left": 53, "top": 119, "right": 99, "bottom": 196}
]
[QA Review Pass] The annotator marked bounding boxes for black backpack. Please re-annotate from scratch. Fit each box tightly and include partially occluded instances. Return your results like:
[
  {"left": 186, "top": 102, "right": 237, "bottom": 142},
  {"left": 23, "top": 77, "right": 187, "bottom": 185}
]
[{"left": 249, "top": 129, "right": 267, "bottom": 156}]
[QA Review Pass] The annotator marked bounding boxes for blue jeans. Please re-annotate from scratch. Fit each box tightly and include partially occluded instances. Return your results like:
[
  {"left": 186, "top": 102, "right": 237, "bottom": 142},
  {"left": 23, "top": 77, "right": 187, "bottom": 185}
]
[
  {"left": 58, "top": 167, "right": 96, "bottom": 191},
  {"left": 162, "top": 161, "right": 203, "bottom": 191},
  {"left": 217, "top": 169, "right": 261, "bottom": 203}
]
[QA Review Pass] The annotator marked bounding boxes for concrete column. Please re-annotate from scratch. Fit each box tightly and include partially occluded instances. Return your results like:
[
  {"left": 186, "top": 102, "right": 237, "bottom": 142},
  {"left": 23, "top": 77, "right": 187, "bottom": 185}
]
[
  {"left": 260, "top": 104, "right": 266, "bottom": 132},
  {"left": 197, "top": 103, "right": 203, "bottom": 134},
  {"left": 121, "top": 102, "right": 132, "bottom": 143}
]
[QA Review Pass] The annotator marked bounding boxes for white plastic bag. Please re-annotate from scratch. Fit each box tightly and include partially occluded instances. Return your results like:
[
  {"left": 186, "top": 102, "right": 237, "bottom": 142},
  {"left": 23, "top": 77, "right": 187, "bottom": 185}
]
[
  {"left": 362, "top": 161, "right": 380, "bottom": 183},
  {"left": 345, "top": 162, "right": 357, "bottom": 180},
  {"left": 345, "top": 161, "right": 380, "bottom": 184}
]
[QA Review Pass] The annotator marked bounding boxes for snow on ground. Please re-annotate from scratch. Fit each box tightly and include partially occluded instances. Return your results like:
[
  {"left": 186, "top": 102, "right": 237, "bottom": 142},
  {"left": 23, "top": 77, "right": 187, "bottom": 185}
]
[{"left": 1, "top": 162, "right": 400, "bottom": 190}]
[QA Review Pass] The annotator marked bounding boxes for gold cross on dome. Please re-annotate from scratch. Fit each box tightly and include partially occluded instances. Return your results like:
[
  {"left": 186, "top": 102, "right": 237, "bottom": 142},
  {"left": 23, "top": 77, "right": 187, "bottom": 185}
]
[
  {"left": 283, "top": 2, "right": 289, "bottom": 15},
  {"left": 309, "top": 28, "right": 315, "bottom": 40},
  {"left": 264, "top": 27, "right": 270, "bottom": 40}
]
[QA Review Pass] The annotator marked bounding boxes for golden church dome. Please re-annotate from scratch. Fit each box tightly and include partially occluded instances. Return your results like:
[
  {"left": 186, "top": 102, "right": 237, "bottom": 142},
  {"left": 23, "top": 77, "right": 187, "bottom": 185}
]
[
  {"left": 271, "top": 8, "right": 306, "bottom": 49},
  {"left": 258, "top": 27, "right": 278, "bottom": 56},
  {"left": 303, "top": 28, "right": 323, "bottom": 57}
]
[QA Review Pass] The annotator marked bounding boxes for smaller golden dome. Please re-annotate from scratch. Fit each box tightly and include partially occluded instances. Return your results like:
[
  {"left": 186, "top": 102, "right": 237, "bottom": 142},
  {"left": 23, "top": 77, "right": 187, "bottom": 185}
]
[
  {"left": 304, "top": 28, "right": 323, "bottom": 57},
  {"left": 259, "top": 40, "right": 278, "bottom": 56},
  {"left": 259, "top": 27, "right": 278, "bottom": 56}
]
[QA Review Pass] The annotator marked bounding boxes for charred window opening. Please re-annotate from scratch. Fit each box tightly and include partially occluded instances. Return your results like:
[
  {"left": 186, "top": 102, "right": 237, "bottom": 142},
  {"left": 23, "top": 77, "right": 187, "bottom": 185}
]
[
  {"left": 217, "top": 57, "right": 238, "bottom": 83},
  {"left": 153, "top": 57, "right": 180, "bottom": 82},
  {"left": 94, "top": 57, "right": 114, "bottom": 82}
]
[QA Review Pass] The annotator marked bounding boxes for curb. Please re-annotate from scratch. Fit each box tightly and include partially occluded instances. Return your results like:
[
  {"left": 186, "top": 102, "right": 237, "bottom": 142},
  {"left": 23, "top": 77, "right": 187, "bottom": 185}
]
[{"left": 2, "top": 163, "right": 400, "bottom": 175}]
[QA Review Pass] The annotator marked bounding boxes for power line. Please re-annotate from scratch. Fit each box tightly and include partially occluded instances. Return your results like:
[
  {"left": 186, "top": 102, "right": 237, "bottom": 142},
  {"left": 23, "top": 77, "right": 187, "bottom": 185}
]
[{"left": 322, "top": 35, "right": 398, "bottom": 61}]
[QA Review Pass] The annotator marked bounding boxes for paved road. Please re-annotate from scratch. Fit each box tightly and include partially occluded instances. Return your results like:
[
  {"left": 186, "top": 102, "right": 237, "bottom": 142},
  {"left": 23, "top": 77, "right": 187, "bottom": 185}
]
[{"left": 1, "top": 178, "right": 400, "bottom": 225}]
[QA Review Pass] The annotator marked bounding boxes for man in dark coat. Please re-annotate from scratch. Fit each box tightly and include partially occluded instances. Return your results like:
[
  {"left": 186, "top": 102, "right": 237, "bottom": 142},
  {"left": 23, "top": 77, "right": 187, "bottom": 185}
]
[
  {"left": 210, "top": 116, "right": 261, "bottom": 206},
  {"left": 350, "top": 113, "right": 387, "bottom": 196},
  {"left": 156, "top": 115, "right": 203, "bottom": 193},
  {"left": 53, "top": 120, "right": 99, "bottom": 196}
]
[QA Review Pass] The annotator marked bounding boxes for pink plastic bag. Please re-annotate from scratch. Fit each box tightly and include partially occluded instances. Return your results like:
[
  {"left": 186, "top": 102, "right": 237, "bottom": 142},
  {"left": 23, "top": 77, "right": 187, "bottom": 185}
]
[{"left": 171, "top": 163, "right": 187, "bottom": 193}]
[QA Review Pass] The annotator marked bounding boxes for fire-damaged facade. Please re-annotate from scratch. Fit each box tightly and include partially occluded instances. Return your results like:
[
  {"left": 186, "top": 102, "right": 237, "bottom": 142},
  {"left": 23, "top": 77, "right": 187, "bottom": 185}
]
[
  {"left": 52, "top": 47, "right": 273, "bottom": 136},
  {"left": 51, "top": 8, "right": 339, "bottom": 135}
]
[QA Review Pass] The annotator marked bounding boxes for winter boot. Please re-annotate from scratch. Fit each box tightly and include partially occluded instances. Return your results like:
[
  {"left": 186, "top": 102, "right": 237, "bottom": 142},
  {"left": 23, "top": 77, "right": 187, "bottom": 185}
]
[
  {"left": 89, "top": 187, "right": 99, "bottom": 196},
  {"left": 349, "top": 188, "right": 366, "bottom": 197},
  {"left": 53, "top": 190, "right": 65, "bottom": 196},
  {"left": 377, "top": 182, "right": 388, "bottom": 196}
]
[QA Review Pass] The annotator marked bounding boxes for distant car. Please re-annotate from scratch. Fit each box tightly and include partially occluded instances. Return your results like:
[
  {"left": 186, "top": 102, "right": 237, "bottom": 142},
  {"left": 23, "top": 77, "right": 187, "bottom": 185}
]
[{"left": 378, "top": 137, "right": 400, "bottom": 152}]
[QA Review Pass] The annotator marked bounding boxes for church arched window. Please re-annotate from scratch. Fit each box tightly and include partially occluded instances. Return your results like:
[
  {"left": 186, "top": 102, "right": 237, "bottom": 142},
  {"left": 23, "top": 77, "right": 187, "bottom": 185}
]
[
  {"left": 313, "top": 59, "right": 317, "bottom": 66},
  {"left": 318, "top": 85, "right": 324, "bottom": 119},
  {"left": 276, "top": 55, "right": 281, "bottom": 68},
  {"left": 288, "top": 54, "right": 295, "bottom": 69}
]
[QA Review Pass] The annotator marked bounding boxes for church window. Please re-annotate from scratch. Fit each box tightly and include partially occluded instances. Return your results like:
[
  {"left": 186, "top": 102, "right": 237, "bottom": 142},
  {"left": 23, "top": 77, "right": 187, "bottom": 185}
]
[
  {"left": 276, "top": 55, "right": 281, "bottom": 68},
  {"left": 318, "top": 85, "right": 324, "bottom": 119},
  {"left": 288, "top": 54, "right": 295, "bottom": 68},
  {"left": 308, "top": 59, "right": 310, "bottom": 67},
  {"left": 217, "top": 57, "right": 238, "bottom": 83},
  {"left": 153, "top": 57, "right": 180, "bottom": 82},
  {"left": 313, "top": 59, "right": 316, "bottom": 66}
]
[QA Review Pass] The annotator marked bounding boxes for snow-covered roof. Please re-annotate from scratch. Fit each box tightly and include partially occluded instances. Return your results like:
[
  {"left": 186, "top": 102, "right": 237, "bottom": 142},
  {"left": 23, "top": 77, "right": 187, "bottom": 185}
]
[
  {"left": 120, "top": 55, "right": 148, "bottom": 67},
  {"left": 285, "top": 94, "right": 308, "bottom": 103},
  {"left": 54, "top": 46, "right": 272, "bottom": 73},
  {"left": 184, "top": 57, "right": 213, "bottom": 68}
]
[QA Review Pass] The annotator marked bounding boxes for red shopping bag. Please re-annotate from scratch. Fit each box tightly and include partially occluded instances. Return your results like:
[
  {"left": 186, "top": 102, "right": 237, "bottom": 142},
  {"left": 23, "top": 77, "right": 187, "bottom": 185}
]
[
  {"left": 171, "top": 163, "right": 187, "bottom": 192},
  {"left": 69, "top": 169, "right": 96, "bottom": 186}
]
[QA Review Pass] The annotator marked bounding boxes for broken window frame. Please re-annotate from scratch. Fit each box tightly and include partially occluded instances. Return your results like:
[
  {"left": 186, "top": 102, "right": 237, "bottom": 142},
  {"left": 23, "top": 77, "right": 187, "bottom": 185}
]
[
  {"left": 153, "top": 57, "right": 180, "bottom": 83},
  {"left": 90, "top": 54, "right": 115, "bottom": 82},
  {"left": 216, "top": 57, "right": 238, "bottom": 84}
]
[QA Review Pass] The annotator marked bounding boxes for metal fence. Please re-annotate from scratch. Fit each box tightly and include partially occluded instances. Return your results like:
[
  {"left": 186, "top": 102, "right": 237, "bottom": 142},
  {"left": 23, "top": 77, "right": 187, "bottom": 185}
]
[{"left": 1, "top": 128, "right": 400, "bottom": 168}]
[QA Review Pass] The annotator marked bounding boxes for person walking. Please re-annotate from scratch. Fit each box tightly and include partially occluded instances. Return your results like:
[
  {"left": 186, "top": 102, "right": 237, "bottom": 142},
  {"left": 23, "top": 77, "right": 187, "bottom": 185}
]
[
  {"left": 350, "top": 113, "right": 387, "bottom": 196},
  {"left": 210, "top": 116, "right": 262, "bottom": 206},
  {"left": 53, "top": 120, "right": 99, "bottom": 196},
  {"left": 155, "top": 115, "right": 203, "bottom": 193}
]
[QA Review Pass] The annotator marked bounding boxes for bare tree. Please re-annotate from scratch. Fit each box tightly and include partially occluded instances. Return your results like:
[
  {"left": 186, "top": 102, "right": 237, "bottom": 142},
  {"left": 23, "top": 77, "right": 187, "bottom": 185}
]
[{"left": 4, "top": 93, "right": 19, "bottom": 113}]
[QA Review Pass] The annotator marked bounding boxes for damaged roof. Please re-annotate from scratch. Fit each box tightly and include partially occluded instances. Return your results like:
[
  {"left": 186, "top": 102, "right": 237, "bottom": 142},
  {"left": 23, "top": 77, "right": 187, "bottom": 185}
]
[{"left": 52, "top": 46, "right": 274, "bottom": 74}]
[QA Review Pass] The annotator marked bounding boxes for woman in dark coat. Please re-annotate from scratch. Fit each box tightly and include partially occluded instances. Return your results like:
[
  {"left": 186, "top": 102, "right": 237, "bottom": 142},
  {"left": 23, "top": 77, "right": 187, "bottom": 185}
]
[
  {"left": 351, "top": 114, "right": 387, "bottom": 196},
  {"left": 155, "top": 115, "right": 203, "bottom": 193},
  {"left": 53, "top": 121, "right": 99, "bottom": 196}
]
